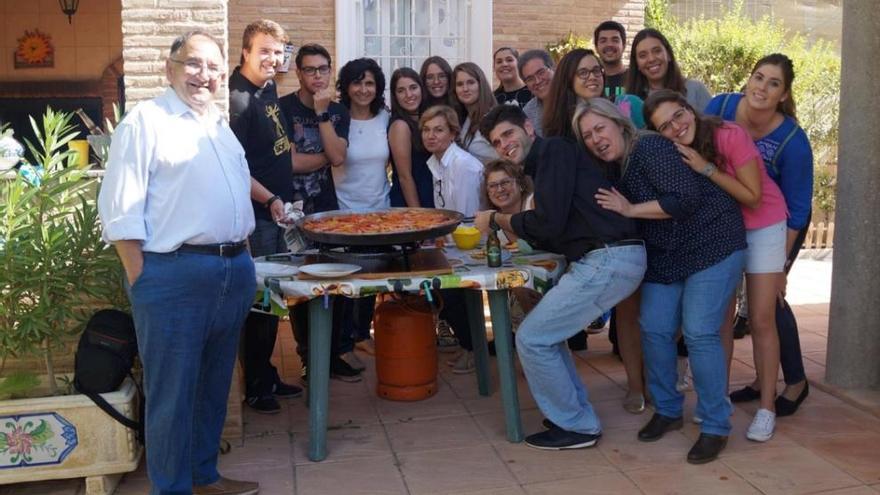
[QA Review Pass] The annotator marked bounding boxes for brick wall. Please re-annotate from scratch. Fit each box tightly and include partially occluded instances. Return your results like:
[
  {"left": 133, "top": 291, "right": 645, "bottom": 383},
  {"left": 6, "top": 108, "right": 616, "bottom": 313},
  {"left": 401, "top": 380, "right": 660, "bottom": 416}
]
[
  {"left": 493, "top": 0, "right": 645, "bottom": 60},
  {"left": 228, "top": 0, "right": 337, "bottom": 96},
  {"left": 121, "top": 0, "right": 229, "bottom": 111}
]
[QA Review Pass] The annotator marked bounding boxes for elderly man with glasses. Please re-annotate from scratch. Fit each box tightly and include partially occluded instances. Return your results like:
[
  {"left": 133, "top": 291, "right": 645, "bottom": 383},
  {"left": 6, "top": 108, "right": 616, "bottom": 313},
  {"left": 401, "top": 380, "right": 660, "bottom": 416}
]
[
  {"left": 98, "top": 30, "right": 259, "bottom": 494},
  {"left": 519, "top": 49, "right": 556, "bottom": 137}
]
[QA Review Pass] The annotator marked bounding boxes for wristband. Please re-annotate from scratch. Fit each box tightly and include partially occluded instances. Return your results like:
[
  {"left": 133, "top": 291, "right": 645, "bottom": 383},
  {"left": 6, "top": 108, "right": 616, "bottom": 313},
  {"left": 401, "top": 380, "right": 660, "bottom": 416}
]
[
  {"left": 489, "top": 212, "right": 501, "bottom": 232},
  {"left": 701, "top": 162, "right": 717, "bottom": 178},
  {"left": 264, "top": 195, "right": 281, "bottom": 209}
]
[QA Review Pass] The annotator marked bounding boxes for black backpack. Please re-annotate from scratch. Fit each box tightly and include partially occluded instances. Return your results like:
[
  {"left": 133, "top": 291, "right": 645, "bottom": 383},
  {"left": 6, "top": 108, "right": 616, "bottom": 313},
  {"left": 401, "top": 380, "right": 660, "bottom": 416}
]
[{"left": 74, "top": 309, "right": 145, "bottom": 444}]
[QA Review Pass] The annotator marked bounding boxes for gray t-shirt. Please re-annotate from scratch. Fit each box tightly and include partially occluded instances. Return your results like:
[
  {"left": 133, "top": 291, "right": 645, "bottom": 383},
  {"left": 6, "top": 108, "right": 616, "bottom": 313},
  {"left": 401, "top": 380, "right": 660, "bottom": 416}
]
[{"left": 685, "top": 79, "right": 712, "bottom": 112}]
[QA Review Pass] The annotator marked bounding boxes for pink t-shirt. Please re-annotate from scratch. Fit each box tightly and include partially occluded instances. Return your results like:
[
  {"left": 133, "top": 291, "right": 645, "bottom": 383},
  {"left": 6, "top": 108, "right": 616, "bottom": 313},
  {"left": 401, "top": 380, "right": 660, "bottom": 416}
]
[{"left": 715, "top": 123, "right": 788, "bottom": 230}]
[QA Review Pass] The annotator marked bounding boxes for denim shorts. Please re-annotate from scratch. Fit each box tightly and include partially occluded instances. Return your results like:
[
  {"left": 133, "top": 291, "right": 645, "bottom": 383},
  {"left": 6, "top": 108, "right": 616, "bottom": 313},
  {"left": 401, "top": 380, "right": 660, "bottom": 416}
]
[{"left": 745, "top": 220, "right": 786, "bottom": 274}]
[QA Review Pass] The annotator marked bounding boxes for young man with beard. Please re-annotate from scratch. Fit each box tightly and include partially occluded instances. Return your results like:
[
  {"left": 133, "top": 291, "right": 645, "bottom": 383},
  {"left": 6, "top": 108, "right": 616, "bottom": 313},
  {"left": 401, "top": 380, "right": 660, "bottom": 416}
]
[
  {"left": 477, "top": 104, "right": 646, "bottom": 450},
  {"left": 594, "top": 21, "right": 627, "bottom": 99},
  {"left": 518, "top": 50, "right": 555, "bottom": 137},
  {"left": 229, "top": 19, "right": 303, "bottom": 414},
  {"left": 279, "top": 44, "right": 361, "bottom": 382}
]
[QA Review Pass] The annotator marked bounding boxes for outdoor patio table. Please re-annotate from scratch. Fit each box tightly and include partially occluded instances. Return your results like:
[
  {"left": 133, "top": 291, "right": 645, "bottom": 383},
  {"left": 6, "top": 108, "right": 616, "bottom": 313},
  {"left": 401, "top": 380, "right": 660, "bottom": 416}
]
[{"left": 253, "top": 246, "right": 566, "bottom": 461}]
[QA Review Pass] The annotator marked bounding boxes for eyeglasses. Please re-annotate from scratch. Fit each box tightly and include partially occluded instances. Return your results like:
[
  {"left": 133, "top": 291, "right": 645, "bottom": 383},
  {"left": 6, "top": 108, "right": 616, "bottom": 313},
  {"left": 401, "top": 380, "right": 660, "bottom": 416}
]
[
  {"left": 523, "top": 67, "right": 551, "bottom": 86},
  {"left": 169, "top": 58, "right": 224, "bottom": 78},
  {"left": 576, "top": 66, "right": 604, "bottom": 80},
  {"left": 487, "top": 178, "right": 515, "bottom": 192},
  {"left": 433, "top": 179, "right": 446, "bottom": 207},
  {"left": 656, "top": 107, "right": 689, "bottom": 135},
  {"left": 300, "top": 65, "right": 331, "bottom": 76},
  {"left": 425, "top": 73, "right": 448, "bottom": 83}
]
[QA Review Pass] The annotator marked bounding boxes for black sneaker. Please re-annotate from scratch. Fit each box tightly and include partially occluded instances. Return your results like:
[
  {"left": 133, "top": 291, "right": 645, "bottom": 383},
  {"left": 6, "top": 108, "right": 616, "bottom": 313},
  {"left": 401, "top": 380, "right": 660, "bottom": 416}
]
[
  {"left": 273, "top": 381, "right": 303, "bottom": 398},
  {"left": 330, "top": 355, "right": 363, "bottom": 383},
  {"left": 525, "top": 426, "right": 601, "bottom": 450},
  {"left": 732, "top": 315, "right": 750, "bottom": 339},
  {"left": 246, "top": 395, "right": 281, "bottom": 414},
  {"left": 541, "top": 418, "right": 558, "bottom": 430}
]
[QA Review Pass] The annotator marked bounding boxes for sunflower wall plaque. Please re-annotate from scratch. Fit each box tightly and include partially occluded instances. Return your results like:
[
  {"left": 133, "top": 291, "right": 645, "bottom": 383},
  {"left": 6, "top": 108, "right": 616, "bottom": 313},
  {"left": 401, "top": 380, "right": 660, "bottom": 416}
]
[{"left": 14, "top": 29, "right": 55, "bottom": 69}]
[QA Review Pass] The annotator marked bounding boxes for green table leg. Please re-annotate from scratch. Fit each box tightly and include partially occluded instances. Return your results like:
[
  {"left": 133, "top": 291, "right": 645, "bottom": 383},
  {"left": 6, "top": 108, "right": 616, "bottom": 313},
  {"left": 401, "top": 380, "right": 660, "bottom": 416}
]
[
  {"left": 465, "top": 290, "right": 491, "bottom": 396},
  {"left": 307, "top": 297, "right": 333, "bottom": 461},
  {"left": 488, "top": 290, "right": 523, "bottom": 442}
]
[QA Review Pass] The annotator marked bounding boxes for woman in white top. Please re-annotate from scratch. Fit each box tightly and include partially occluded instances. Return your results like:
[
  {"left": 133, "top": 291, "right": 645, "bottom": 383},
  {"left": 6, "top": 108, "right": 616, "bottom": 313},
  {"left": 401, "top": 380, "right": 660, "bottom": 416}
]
[
  {"left": 333, "top": 58, "right": 390, "bottom": 210},
  {"left": 333, "top": 58, "right": 390, "bottom": 366},
  {"left": 452, "top": 62, "right": 499, "bottom": 164},
  {"left": 420, "top": 105, "right": 483, "bottom": 216}
]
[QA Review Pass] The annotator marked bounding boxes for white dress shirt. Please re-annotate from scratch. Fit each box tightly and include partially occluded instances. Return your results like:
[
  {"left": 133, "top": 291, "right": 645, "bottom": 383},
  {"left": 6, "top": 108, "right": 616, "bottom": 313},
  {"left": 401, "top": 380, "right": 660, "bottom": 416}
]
[
  {"left": 426, "top": 142, "right": 483, "bottom": 216},
  {"left": 98, "top": 88, "right": 255, "bottom": 253}
]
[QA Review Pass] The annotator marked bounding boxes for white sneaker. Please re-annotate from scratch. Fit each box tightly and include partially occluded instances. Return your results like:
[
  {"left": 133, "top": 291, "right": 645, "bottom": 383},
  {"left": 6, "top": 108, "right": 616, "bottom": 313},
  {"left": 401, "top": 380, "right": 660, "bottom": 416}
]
[
  {"left": 341, "top": 351, "right": 366, "bottom": 371},
  {"left": 676, "top": 357, "right": 691, "bottom": 392},
  {"left": 746, "top": 408, "right": 776, "bottom": 442}
]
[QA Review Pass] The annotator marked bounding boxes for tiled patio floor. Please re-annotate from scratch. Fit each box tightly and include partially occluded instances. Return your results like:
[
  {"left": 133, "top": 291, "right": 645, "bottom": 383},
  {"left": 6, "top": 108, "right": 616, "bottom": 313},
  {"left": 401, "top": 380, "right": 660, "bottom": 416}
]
[{"left": 7, "top": 255, "right": 880, "bottom": 495}]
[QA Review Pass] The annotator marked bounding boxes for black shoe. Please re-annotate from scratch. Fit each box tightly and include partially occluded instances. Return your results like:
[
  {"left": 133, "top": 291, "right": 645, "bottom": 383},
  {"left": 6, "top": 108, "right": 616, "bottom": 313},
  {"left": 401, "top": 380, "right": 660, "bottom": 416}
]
[
  {"left": 273, "top": 381, "right": 303, "bottom": 398},
  {"left": 246, "top": 395, "right": 281, "bottom": 414},
  {"left": 638, "top": 413, "right": 683, "bottom": 442},
  {"left": 732, "top": 315, "right": 750, "bottom": 339},
  {"left": 775, "top": 381, "right": 809, "bottom": 417},
  {"left": 729, "top": 385, "right": 761, "bottom": 403},
  {"left": 687, "top": 433, "right": 728, "bottom": 464},
  {"left": 525, "top": 426, "right": 601, "bottom": 450},
  {"left": 541, "top": 418, "right": 558, "bottom": 430},
  {"left": 330, "top": 355, "right": 363, "bottom": 383}
]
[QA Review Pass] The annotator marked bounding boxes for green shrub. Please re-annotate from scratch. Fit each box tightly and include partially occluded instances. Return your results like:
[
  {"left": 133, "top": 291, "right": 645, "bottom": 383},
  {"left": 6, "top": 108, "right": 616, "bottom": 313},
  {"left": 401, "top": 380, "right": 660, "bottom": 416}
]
[
  {"left": 0, "top": 108, "right": 126, "bottom": 395},
  {"left": 645, "top": 0, "right": 840, "bottom": 169}
]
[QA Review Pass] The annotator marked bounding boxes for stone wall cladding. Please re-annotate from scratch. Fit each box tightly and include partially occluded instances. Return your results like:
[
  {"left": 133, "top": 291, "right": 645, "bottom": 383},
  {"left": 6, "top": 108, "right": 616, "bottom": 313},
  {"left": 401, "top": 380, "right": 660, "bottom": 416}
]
[{"left": 121, "top": 0, "right": 229, "bottom": 111}]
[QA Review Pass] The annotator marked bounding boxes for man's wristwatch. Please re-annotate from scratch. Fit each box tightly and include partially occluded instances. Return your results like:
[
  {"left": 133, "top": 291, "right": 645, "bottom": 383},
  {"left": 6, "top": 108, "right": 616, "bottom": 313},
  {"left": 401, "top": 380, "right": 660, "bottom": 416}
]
[
  {"left": 264, "top": 195, "right": 281, "bottom": 209},
  {"left": 317, "top": 111, "right": 331, "bottom": 123},
  {"left": 489, "top": 212, "right": 501, "bottom": 232}
]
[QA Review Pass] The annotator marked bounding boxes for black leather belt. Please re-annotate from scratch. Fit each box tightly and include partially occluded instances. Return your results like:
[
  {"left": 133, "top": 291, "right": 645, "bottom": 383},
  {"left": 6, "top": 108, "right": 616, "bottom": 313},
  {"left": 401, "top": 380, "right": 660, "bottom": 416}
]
[{"left": 178, "top": 241, "right": 247, "bottom": 257}]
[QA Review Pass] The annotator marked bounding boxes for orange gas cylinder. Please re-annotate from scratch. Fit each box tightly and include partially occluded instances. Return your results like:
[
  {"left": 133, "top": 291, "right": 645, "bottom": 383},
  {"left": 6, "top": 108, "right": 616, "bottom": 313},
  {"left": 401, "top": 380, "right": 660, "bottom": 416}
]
[{"left": 373, "top": 294, "right": 438, "bottom": 401}]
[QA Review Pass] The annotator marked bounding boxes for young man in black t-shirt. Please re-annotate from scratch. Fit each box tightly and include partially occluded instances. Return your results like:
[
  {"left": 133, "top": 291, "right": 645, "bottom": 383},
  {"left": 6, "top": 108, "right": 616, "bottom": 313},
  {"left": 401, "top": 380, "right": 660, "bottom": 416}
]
[
  {"left": 229, "top": 19, "right": 302, "bottom": 414},
  {"left": 594, "top": 20, "right": 628, "bottom": 99},
  {"left": 279, "top": 43, "right": 361, "bottom": 382}
]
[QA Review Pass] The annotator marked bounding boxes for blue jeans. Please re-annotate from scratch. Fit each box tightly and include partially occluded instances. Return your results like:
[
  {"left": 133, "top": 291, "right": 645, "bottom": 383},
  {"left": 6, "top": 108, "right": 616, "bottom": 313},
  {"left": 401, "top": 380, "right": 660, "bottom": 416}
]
[
  {"left": 640, "top": 250, "right": 745, "bottom": 437},
  {"left": 243, "top": 219, "right": 286, "bottom": 398},
  {"left": 516, "top": 245, "right": 646, "bottom": 434},
  {"left": 128, "top": 250, "right": 256, "bottom": 494}
]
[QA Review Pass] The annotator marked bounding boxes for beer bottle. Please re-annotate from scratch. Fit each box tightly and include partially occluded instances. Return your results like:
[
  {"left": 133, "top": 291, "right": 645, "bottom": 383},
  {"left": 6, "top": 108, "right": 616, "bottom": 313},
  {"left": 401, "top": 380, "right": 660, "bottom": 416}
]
[{"left": 486, "top": 230, "right": 502, "bottom": 268}]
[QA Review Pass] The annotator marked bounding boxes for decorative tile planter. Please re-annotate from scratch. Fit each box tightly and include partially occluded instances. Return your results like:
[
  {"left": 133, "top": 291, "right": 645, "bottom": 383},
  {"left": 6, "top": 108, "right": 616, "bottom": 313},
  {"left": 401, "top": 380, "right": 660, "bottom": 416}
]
[{"left": 0, "top": 378, "right": 142, "bottom": 494}]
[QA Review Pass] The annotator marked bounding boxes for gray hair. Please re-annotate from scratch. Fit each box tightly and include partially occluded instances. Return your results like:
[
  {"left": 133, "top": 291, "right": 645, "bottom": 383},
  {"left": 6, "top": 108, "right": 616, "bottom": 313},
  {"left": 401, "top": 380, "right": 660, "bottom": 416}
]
[
  {"left": 572, "top": 98, "right": 639, "bottom": 173},
  {"left": 517, "top": 49, "right": 554, "bottom": 79},
  {"left": 170, "top": 30, "right": 223, "bottom": 57}
]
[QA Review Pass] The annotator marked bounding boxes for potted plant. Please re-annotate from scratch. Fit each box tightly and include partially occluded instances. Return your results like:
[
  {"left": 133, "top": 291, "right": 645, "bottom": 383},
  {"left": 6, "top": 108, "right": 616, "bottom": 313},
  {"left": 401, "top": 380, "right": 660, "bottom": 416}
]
[{"left": 0, "top": 108, "right": 140, "bottom": 494}]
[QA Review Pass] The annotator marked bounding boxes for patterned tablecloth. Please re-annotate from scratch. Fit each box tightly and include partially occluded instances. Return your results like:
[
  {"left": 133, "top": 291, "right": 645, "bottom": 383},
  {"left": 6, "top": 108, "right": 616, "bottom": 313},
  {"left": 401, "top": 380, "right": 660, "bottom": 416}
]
[{"left": 253, "top": 246, "right": 567, "bottom": 310}]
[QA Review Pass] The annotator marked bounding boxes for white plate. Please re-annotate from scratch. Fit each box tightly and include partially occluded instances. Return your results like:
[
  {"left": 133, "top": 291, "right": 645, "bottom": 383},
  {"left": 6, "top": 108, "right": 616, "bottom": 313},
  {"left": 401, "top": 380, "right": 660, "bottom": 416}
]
[
  {"left": 256, "top": 262, "right": 298, "bottom": 278},
  {"left": 299, "top": 263, "right": 362, "bottom": 278}
]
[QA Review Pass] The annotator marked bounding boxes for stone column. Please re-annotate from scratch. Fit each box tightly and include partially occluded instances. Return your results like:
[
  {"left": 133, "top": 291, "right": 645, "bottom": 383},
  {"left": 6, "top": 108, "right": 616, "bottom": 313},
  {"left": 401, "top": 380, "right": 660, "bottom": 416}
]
[
  {"left": 120, "top": 0, "right": 229, "bottom": 113},
  {"left": 826, "top": 0, "right": 880, "bottom": 389}
]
